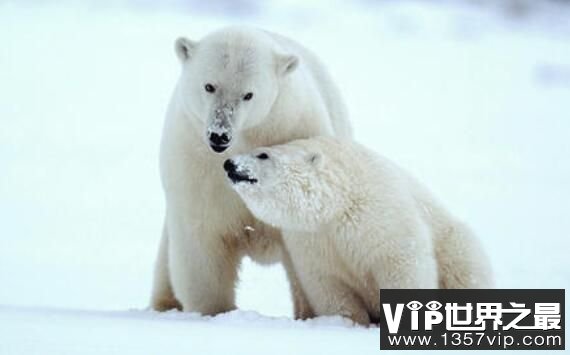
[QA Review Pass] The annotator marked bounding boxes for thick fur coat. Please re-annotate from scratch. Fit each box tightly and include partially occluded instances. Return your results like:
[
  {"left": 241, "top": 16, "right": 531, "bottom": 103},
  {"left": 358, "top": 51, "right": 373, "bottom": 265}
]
[
  {"left": 226, "top": 137, "right": 494, "bottom": 325},
  {"left": 151, "top": 27, "right": 352, "bottom": 316}
]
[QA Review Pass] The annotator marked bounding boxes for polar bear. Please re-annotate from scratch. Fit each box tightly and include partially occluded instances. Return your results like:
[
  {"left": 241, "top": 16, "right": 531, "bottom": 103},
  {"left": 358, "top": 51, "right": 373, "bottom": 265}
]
[
  {"left": 224, "top": 137, "right": 494, "bottom": 325},
  {"left": 151, "top": 26, "right": 352, "bottom": 317}
]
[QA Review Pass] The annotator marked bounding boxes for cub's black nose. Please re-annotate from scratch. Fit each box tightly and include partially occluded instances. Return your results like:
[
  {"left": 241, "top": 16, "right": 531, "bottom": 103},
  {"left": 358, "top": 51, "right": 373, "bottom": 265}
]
[
  {"left": 224, "top": 159, "right": 236, "bottom": 173},
  {"left": 209, "top": 132, "right": 230, "bottom": 146}
]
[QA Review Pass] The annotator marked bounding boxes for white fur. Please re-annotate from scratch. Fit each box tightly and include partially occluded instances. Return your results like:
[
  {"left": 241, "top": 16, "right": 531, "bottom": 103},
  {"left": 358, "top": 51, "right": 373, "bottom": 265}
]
[
  {"left": 228, "top": 137, "right": 494, "bottom": 325},
  {"left": 151, "top": 26, "right": 351, "bottom": 316}
]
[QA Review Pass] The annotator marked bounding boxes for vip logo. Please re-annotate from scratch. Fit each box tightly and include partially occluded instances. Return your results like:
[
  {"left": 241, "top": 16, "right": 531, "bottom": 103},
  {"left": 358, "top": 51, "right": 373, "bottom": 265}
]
[
  {"left": 383, "top": 299, "right": 561, "bottom": 333},
  {"left": 379, "top": 289, "right": 565, "bottom": 350}
]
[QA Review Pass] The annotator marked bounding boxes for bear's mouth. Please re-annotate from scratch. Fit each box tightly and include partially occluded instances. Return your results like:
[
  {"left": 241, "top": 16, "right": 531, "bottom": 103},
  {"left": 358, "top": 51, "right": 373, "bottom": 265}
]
[
  {"left": 210, "top": 143, "right": 230, "bottom": 153},
  {"left": 227, "top": 171, "right": 258, "bottom": 184}
]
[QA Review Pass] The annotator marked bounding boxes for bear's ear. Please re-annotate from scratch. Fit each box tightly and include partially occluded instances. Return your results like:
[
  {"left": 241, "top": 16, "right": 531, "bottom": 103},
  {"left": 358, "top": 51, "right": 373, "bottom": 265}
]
[
  {"left": 306, "top": 152, "right": 323, "bottom": 168},
  {"left": 175, "top": 37, "right": 197, "bottom": 62},
  {"left": 276, "top": 54, "right": 299, "bottom": 76}
]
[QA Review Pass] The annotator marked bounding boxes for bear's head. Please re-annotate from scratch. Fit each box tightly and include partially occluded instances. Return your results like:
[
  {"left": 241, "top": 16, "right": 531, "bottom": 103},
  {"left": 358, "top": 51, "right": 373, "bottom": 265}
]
[
  {"left": 224, "top": 138, "right": 347, "bottom": 231},
  {"left": 174, "top": 28, "right": 299, "bottom": 154}
]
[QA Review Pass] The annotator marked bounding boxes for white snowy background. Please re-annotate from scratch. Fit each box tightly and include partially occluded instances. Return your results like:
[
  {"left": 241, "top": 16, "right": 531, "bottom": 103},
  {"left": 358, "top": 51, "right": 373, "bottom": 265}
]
[{"left": 1, "top": 0, "right": 569, "bottom": 354}]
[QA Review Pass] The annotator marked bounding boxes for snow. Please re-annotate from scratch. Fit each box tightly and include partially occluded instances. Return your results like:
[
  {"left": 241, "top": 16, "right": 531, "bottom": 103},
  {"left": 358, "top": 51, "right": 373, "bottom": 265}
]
[
  {"left": 0, "top": 0, "right": 569, "bottom": 354},
  {"left": 0, "top": 306, "right": 374, "bottom": 355}
]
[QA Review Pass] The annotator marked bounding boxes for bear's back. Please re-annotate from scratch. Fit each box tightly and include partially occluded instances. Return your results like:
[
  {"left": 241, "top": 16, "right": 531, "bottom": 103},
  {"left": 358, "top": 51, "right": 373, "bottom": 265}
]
[{"left": 265, "top": 31, "right": 352, "bottom": 139}]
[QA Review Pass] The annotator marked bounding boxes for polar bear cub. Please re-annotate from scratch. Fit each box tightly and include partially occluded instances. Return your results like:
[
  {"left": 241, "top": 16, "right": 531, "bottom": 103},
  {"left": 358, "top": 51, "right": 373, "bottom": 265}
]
[{"left": 224, "top": 136, "right": 493, "bottom": 325}]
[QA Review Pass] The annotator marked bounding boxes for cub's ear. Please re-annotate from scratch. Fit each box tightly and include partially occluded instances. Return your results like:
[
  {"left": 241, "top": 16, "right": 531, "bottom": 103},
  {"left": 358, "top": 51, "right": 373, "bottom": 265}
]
[
  {"left": 276, "top": 54, "right": 299, "bottom": 76},
  {"left": 175, "top": 37, "right": 197, "bottom": 62},
  {"left": 306, "top": 152, "right": 323, "bottom": 168}
]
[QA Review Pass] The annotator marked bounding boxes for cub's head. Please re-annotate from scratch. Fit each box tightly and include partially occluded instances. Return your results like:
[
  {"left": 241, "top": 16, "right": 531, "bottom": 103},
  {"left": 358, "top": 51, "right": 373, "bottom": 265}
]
[
  {"left": 224, "top": 139, "right": 342, "bottom": 231},
  {"left": 174, "top": 28, "right": 299, "bottom": 153}
]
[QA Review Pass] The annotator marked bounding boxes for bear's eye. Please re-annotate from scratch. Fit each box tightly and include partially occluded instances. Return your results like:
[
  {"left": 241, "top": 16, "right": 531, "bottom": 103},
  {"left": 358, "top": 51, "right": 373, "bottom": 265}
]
[
  {"left": 256, "top": 152, "right": 269, "bottom": 160},
  {"left": 204, "top": 83, "right": 216, "bottom": 93},
  {"left": 243, "top": 92, "right": 254, "bottom": 101}
]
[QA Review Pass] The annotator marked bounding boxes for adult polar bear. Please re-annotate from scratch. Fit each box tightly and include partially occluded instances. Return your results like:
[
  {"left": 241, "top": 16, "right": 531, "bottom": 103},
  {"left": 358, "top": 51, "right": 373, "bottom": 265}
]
[{"left": 151, "top": 26, "right": 352, "bottom": 316}]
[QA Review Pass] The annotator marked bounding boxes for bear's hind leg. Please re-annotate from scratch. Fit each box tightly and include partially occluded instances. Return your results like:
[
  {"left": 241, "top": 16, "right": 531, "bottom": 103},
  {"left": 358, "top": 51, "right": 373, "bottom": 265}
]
[{"left": 436, "top": 223, "right": 494, "bottom": 289}]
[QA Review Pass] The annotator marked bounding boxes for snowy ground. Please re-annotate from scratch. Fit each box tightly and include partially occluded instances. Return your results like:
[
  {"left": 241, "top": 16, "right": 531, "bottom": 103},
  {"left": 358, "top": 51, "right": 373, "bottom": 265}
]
[{"left": 1, "top": 1, "right": 569, "bottom": 354}]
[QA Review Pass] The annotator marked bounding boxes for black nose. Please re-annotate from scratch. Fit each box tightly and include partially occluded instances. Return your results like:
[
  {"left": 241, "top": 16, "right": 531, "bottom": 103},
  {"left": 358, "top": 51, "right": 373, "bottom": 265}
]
[
  {"left": 209, "top": 132, "right": 230, "bottom": 146},
  {"left": 224, "top": 159, "right": 236, "bottom": 173}
]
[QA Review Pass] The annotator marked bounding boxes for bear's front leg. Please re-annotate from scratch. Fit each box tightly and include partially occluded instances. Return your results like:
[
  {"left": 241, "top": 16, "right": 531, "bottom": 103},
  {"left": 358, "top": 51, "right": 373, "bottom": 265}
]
[
  {"left": 168, "top": 224, "right": 240, "bottom": 315},
  {"left": 280, "top": 249, "right": 314, "bottom": 320},
  {"left": 306, "top": 276, "right": 370, "bottom": 326},
  {"left": 243, "top": 223, "right": 315, "bottom": 319},
  {"left": 150, "top": 221, "right": 182, "bottom": 311}
]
